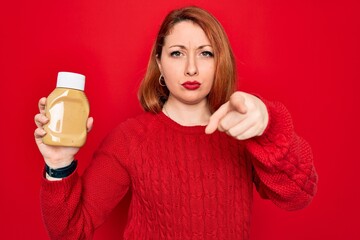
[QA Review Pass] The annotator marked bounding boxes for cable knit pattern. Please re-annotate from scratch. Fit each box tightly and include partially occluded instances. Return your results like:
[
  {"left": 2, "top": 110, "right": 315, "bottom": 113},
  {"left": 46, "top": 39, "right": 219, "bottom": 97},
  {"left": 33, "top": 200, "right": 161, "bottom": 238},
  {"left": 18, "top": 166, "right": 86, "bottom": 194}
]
[
  {"left": 40, "top": 101, "right": 318, "bottom": 239},
  {"left": 246, "top": 100, "right": 318, "bottom": 210}
]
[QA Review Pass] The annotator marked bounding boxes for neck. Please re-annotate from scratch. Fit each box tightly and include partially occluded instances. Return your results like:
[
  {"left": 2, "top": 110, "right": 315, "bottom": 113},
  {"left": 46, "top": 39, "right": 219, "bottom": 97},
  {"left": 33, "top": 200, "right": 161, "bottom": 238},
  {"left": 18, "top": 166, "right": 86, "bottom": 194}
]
[{"left": 162, "top": 98, "right": 211, "bottom": 126}]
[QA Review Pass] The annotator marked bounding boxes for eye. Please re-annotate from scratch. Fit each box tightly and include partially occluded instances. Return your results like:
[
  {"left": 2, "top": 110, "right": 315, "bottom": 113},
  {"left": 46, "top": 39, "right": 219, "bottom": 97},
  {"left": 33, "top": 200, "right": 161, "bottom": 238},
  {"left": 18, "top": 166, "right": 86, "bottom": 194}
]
[
  {"left": 170, "top": 51, "right": 182, "bottom": 57},
  {"left": 201, "top": 51, "right": 214, "bottom": 57}
]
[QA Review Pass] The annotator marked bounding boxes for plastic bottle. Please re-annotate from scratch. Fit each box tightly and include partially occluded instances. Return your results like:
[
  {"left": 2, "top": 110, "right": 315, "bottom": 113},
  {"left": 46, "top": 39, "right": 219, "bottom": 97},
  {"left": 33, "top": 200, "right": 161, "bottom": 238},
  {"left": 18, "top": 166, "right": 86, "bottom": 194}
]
[{"left": 43, "top": 72, "right": 90, "bottom": 147}]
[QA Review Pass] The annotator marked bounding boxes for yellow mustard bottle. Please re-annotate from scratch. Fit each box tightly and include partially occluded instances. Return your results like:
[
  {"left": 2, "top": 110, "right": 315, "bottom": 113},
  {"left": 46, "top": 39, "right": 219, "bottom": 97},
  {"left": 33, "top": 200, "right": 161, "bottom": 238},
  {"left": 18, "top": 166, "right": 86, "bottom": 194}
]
[{"left": 43, "top": 72, "right": 90, "bottom": 147}]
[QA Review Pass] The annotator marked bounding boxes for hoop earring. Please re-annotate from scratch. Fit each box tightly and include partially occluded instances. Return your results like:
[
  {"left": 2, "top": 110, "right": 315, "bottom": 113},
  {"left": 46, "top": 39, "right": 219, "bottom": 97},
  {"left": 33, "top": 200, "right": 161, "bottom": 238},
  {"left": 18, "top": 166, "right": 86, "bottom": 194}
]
[{"left": 159, "top": 75, "right": 166, "bottom": 87}]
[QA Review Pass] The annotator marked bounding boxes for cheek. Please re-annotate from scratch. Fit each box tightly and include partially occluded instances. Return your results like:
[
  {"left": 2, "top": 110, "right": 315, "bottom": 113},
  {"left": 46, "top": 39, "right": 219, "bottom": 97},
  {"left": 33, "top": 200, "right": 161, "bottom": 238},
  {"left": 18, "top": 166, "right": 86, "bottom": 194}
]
[
  {"left": 199, "top": 62, "right": 215, "bottom": 80},
  {"left": 162, "top": 62, "right": 183, "bottom": 79}
]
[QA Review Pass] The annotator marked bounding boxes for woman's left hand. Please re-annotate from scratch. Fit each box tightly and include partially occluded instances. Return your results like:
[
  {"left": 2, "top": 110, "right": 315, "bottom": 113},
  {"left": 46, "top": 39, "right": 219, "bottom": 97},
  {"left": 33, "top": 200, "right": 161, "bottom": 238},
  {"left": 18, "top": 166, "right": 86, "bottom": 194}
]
[{"left": 205, "top": 91, "right": 269, "bottom": 140}]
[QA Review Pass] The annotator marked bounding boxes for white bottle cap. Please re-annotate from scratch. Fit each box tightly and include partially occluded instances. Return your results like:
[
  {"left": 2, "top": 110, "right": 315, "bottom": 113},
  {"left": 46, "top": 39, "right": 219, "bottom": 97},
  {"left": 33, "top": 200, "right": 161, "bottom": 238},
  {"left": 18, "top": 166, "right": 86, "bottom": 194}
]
[{"left": 56, "top": 72, "right": 85, "bottom": 91}]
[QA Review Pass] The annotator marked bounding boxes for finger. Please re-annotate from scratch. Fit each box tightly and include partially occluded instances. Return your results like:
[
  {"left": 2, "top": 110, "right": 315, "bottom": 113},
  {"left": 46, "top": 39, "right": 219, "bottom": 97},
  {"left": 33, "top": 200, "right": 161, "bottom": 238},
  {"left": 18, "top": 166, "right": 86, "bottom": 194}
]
[
  {"left": 38, "top": 97, "right": 47, "bottom": 114},
  {"left": 229, "top": 92, "right": 247, "bottom": 114},
  {"left": 218, "top": 111, "right": 246, "bottom": 132},
  {"left": 226, "top": 118, "right": 256, "bottom": 139},
  {"left": 34, "top": 113, "right": 49, "bottom": 128},
  {"left": 87, "top": 117, "right": 94, "bottom": 133},
  {"left": 205, "top": 102, "right": 231, "bottom": 134},
  {"left": 234, "top": 126, "right": 261, "bottom": 140},
  {"left": 34, "top": 127, "right": 47, "bottom": 139}
]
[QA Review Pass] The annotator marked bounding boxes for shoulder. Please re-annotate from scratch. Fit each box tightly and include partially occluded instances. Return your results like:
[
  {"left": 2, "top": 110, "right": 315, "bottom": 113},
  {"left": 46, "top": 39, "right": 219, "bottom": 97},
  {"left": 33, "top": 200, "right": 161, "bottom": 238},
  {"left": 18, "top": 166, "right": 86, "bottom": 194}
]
[
  {"left": 110, "top": 111, "right": 156, "bottom": 136},
  {"left": 103, "top": 112, "right": 158, "bottom": 144},
  {"left": 95, "top": 112, "right": 159, "bottom": 160}
]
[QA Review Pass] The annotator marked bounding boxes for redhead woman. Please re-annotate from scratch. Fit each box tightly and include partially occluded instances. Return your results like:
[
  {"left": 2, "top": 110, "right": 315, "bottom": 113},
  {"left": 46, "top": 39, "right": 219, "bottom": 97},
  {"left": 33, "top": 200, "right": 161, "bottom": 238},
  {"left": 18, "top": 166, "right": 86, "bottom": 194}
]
[{"left": 34, "top": 6, "right": 318, "bottom": 240}]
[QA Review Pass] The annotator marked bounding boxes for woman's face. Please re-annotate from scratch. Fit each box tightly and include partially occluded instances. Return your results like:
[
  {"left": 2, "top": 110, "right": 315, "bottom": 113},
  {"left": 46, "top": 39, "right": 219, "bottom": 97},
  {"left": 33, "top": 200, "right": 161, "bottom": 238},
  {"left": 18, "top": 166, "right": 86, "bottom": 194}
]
[{"left": 157, "top": 21, "right": 215, "bottom": 106}]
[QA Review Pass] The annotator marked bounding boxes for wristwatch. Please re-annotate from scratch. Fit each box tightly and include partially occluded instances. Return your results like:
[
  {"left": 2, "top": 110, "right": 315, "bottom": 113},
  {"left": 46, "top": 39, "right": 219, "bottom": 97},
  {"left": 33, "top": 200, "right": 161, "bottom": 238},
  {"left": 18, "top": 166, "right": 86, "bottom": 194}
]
[{"left": 45, "top": 160, "right": 78, "bottom": 178}]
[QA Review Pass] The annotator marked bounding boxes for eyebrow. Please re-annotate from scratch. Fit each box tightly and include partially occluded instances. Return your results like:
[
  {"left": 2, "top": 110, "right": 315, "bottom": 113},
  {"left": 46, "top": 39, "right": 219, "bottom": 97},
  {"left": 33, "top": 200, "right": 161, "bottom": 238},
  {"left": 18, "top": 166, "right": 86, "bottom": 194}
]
[{"left": 168, "top": 44, "right": 212, "bottom": 49}]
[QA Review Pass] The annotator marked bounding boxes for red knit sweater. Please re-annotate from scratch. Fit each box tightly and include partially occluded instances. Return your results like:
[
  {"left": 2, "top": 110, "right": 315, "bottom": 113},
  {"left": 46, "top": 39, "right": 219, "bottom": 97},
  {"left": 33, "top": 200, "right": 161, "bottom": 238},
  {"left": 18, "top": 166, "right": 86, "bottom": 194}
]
[{"left": 40, "top": 100, "right": 318, "bottom": 240}]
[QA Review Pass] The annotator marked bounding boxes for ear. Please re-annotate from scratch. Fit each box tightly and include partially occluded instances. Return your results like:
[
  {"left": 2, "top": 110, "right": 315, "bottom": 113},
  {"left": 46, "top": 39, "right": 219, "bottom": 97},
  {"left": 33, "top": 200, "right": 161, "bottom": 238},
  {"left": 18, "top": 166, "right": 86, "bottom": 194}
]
[{"left": 156, "top": 54, "right": 162, "bottom": 73}]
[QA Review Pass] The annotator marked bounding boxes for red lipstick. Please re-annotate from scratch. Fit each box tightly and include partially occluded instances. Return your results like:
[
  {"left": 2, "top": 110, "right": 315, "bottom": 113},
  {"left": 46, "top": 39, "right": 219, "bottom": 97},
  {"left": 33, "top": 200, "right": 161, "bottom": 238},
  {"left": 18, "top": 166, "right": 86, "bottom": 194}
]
[{"left": 182, "top": 81, "right": 200, "bottom": 90}]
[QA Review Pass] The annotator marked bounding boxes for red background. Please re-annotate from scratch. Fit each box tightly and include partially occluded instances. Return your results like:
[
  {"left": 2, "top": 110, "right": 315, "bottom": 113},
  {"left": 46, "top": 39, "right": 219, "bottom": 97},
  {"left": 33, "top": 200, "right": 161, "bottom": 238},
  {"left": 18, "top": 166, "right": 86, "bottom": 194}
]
[{"left": 1, "top": 0, "right": 359, "bottom": 239}]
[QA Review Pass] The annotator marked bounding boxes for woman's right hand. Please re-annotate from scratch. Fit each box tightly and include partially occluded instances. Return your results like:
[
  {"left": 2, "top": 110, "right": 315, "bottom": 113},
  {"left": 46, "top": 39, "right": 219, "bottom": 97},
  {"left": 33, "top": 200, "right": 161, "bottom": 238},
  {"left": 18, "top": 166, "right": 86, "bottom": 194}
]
[{"left": 34, "top": 97, "right": 94, "bottom": 169}]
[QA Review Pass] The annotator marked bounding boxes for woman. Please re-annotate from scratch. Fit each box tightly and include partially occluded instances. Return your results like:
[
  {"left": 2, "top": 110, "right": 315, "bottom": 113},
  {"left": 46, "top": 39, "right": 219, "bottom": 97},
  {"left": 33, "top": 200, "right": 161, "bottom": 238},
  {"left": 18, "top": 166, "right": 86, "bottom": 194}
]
[{"left": 34, "top": 6, "right": 318, "bottom": 240}]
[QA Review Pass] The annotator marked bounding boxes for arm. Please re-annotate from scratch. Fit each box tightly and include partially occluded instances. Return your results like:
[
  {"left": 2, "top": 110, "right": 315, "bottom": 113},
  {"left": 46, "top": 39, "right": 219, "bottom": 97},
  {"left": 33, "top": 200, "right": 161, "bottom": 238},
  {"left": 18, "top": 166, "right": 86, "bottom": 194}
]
[
  {"left": 205, "top": 92, "right": 318, "bottom": 211},
  {"left": 245, "top": 100, "right": 318, "bottom": 210},
  {"left": 40, "top": 146, "right": 130, "bottom": 239}
]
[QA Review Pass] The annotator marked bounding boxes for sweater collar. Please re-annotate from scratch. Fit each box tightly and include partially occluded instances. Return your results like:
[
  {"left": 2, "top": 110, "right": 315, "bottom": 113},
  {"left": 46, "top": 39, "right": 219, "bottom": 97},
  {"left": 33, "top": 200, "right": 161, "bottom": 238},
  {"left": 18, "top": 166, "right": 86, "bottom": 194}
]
[{"left": 156, "top": 111, "right": 207, "bottom": 135}]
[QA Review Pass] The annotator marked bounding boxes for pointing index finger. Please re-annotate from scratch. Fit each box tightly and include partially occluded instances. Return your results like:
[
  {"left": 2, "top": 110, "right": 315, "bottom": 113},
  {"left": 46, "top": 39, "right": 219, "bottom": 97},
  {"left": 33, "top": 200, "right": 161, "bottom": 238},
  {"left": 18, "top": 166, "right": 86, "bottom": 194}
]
[
  {"left": 230, "top": 92, "right": 247, "bottom": 114},
  {"left": 205, "top": 102, "right": 230, "bottom": 134}
]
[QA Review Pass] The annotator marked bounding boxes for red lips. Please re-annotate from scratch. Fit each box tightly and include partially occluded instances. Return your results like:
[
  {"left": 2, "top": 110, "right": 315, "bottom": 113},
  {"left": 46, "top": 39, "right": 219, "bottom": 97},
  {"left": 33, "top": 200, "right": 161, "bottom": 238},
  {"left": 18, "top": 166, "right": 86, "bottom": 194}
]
[{"left": 182, "top": 81, "right": 200, "bottom": 90}]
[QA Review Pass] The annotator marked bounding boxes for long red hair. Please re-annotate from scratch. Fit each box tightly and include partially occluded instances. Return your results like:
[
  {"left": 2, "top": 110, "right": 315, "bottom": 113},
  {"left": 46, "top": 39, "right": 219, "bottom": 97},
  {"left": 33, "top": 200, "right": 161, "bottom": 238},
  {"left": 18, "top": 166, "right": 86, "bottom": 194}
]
[{"left": 138, "top": 6, "right": 237, "bottom": 113}]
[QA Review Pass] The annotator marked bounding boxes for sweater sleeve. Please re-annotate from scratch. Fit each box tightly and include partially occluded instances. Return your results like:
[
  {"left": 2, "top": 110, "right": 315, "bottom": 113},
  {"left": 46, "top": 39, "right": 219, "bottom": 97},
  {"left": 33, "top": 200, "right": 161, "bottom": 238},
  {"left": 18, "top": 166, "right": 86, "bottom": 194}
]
[
  {"left": 245, "top": 99, "right": 318, "bottom": 211},
  {"left": 40, "top": 127, "right": 131, "bottom": 240}
]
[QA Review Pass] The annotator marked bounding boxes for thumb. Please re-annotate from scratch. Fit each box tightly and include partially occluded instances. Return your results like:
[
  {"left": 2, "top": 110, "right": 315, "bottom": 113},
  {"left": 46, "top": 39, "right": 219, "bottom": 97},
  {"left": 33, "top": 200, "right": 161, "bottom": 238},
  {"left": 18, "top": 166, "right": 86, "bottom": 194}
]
[
  {"left": 205, "top": 102, "right": 230, "bottom": 134},
  {"left": 87, "top": 117, "right": 94, "bottom": 133},
  {"left": 229, "top": 92, "right": 247, "bottom": 114}
]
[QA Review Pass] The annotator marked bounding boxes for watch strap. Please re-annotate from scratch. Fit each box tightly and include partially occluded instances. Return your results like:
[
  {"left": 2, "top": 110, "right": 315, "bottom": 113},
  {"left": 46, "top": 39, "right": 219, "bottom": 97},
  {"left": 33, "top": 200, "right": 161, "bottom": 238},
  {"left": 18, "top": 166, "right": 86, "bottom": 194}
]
[{"left": 45, "top": 160, "right": 78, "bottom": 178}]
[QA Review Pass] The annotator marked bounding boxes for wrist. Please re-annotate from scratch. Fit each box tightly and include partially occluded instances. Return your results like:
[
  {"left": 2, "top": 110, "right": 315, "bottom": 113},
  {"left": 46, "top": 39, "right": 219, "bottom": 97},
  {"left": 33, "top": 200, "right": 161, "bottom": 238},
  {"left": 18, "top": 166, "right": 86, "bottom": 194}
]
[
  {"left": 44, "top": 156, "right": 74, "bottom": 169},
  {"left": 45, "top": 160, "right": 78, "bottom": 179}
]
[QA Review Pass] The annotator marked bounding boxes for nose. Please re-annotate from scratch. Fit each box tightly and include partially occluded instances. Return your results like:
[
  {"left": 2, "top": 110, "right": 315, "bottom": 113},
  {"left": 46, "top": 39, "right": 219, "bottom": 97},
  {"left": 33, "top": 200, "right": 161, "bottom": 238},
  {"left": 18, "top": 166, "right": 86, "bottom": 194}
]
[{"left": 185, "top": 54, "right": 198, "bottom": 76}]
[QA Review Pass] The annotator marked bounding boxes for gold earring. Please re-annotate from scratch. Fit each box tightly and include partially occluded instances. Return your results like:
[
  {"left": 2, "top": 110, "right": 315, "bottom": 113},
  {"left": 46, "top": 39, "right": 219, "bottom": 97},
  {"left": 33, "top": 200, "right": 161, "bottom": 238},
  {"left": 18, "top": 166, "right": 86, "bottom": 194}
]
[{"left": 159, "top": 75, "right": 166, "bottom": 87}]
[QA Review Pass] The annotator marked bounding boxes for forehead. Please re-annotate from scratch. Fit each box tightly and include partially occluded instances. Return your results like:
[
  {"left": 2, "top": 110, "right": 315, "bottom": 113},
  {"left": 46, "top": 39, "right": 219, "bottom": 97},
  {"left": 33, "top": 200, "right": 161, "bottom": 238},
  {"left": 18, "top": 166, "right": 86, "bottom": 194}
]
[{"left": 164, "top": 21, "right": 211, "bottom": 46}]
